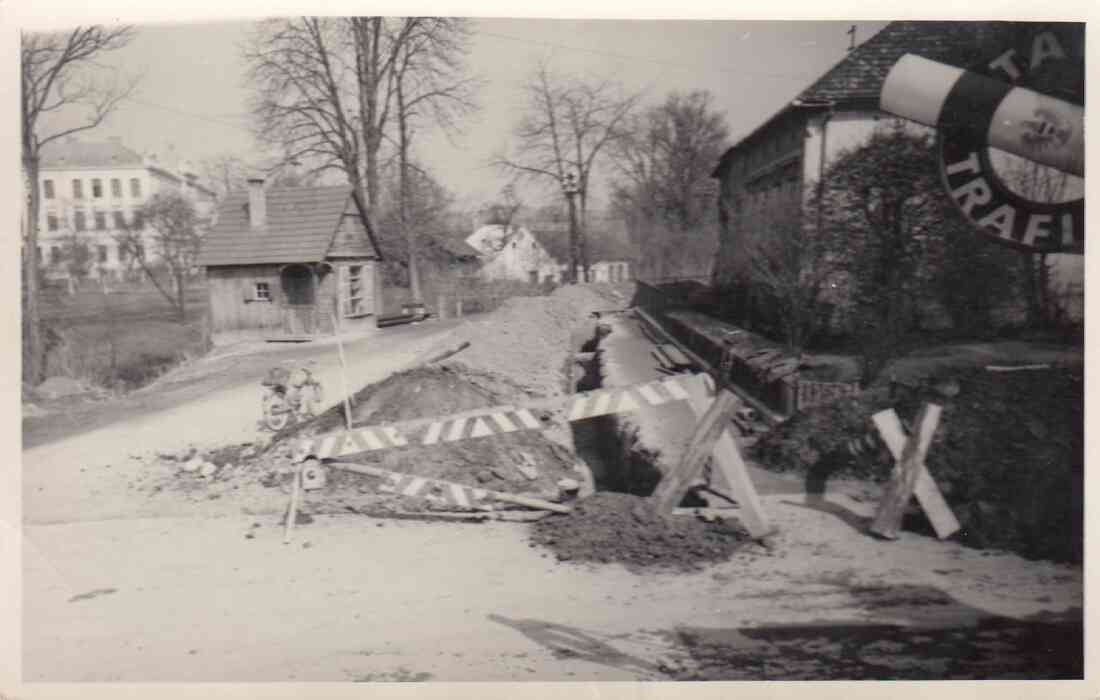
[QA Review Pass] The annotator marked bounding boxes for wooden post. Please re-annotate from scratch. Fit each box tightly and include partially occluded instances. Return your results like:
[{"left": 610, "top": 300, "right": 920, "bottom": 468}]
[
  {"left": 283, "top": 466, "right": 303, "bottom": 544},
  {"left": 872, "top": 408, "right": 959, "bottom": 539},
  {"left": 437, "top": 293, "right": 448, "bottom": 320},
  {"left": 652, "top": 377, "right": 740, "bottom": 516},
  {"left": 684, "top": 374, "right": 773, "bottom": 537},
  {"left": 335, "top": 331, "right": 354, "bottom": 431},
  {"left": 869, "top": 403, "right": 943, "bottom": 539}
]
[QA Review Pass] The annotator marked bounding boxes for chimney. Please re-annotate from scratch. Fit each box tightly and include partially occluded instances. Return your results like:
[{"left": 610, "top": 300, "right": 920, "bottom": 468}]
[{"left": 247, "top": 177, "right": 266, "bottom": 228}]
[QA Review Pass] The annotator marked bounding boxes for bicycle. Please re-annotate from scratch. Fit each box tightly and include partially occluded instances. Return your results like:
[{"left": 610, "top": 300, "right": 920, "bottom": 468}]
[{"left": 261, "top": 367, "right": 325, "bottom": 432}]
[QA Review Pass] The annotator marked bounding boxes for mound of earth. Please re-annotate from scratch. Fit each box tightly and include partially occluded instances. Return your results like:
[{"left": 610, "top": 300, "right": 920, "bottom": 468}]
[
  {"left": 419, "top": 283, "right": 624, "bottom": 397},
  {"left": 752, "top": 366, "right": 1083, "bottom": 563},
  {"left": 282, "top": 364, "right": 578, "bottom": 500},
  {"left": 529, "top": 492, "right": 748, "bottom": 572}
]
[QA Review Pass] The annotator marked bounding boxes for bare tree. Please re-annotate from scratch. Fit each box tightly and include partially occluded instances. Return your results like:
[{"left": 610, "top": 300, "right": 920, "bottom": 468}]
[
  {"left": 485, "top": 184, "right": 524, "bottom": 227},
  {"left": 115, "top": 192, "right": 201, "bottom": 321},
  {"left": 611, "top": 90, "right": 728, "bottom": 280},
  {"left": 21, "top": 25, "right": 137, "bottom": 383},
  {"left": 389, "top": 17, "right": 479, "bottom": 304},
  {"left": 246, "top": 18, "right": 369, "bottom": 204},
  {"left": 494, "top": 59, "right": 641, "bottom": 282}
]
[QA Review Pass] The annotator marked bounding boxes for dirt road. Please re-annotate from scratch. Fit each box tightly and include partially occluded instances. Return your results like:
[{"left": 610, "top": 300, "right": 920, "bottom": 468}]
[{"left": 17, "top": 303, "right": 1085, "bottom": 683}]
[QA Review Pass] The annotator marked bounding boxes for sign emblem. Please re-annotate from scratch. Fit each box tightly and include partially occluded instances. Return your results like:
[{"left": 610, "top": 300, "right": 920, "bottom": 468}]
[{"left": 936, "top": 25, "right": 1084, "bottom": 254}]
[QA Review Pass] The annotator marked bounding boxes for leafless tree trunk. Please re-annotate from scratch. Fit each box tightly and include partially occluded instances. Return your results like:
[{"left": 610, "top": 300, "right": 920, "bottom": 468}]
[
  {"left": 493, "top": 59, "right": 640, "bottom": 283},
  {"left": 21, "top": 25, "right": 137, "bottom": 383},
  {"left": 247, "top": 18, "right": 376, "bottom": 209},
  {"left": 389, "top": 18, "right": 478, "bottom": 304}
]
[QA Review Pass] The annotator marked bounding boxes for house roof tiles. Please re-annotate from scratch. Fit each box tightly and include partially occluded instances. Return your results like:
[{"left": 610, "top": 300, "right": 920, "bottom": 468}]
[
  {"left": 713, "top": 21, "right": 1036, "bottom": 176},
  {"left": 197, "top": 185, "right": 377, "bottom": 266}
]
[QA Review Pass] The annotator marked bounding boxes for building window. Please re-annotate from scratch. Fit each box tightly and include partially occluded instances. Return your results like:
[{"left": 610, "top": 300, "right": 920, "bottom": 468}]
[
  {"left": 92, "top": 178, "right": 103, "bottom": 198},
  {"left": 132, "top": 211, "right": 145, "bottom": 230},
  {"left": 49, "top": 246, "right": 61, "bottom": 266},
  {"left": 43, "top": 179, "right": 55, "bottom": 199},
  {"left": 72, "top": 179, "right": 84, "bottom": 199},
  {"left": 94, "top": 212, "right": 107, "bottom": 230},
  {"left": 133, "top": 243, "right": 145, "bottom": 261},
  {"left": 96, "top": 245, "right": 108, "bottom": 264},
  {"left": 47, "top": 214, "right": 59, "bottom": 232},
  {"left": 130, "top": 178, "right": 141, "bottom": 198},
  {"left": 111, "top": 178, "right": 122, "bottom": 198},
  {"left": 254, "top": 282, "right": 271, "bottom": 301},
  {"left": 74, "top": 211, "right": 86, "bottom": 231},
  {"left": 117, "top": 244, "right": 127, "bottom": 263},
  {"left": 113, "top": 211, "right": 126, "bottom": 229},
  {"left": 342, "top": 265, "right": 365, "bottom": 316}
]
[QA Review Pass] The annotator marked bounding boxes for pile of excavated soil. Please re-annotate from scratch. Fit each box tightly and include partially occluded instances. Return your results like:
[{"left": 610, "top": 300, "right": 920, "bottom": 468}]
[
  {"left": 752, "top": 365, "right": 1083, "bottom": 563},
  {"left": 423, "top": 284, "right": 626, "bottom": 397},
  {"left": 281, "top": 365, "right": 578, "bottom": 501},
  {"left": 529, "top": 492, "right": 748, "bottom": 572}
]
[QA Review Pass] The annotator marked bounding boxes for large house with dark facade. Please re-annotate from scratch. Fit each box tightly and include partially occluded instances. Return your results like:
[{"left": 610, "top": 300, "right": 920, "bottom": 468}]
[{"left": 711, "top": 21, "right": 1084, "bottom": 327}]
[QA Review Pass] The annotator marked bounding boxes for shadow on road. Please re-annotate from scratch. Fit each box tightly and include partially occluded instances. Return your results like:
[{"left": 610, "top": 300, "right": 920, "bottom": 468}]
[
  {"left": 488, "top": 613, "right": 662, "bottom": 677},
  {"left": 667, "top": 581, "right": 1083, "bottom": 680}
]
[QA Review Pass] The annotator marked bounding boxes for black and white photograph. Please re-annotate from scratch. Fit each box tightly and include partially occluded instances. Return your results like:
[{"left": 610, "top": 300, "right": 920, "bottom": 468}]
[{"left": 9, "top": 4, "right": 1089, "bottom": 691}]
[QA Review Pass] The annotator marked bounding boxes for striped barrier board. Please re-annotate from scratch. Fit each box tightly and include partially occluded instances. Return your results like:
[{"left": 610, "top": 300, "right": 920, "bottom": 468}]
[
  {"left": 296, "top": 375, "right": 694, "bottom": 461},
  {"left": 329, "top": 461, "right": 508, "bottom": 510}
]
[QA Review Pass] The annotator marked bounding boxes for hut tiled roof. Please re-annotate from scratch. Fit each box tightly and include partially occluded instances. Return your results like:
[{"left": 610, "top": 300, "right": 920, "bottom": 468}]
[{"left": 197, "top": 185, "right": 377, "bottom": 266}]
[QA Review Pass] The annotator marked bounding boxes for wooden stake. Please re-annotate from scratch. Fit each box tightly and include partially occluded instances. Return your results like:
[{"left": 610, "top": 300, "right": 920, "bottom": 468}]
[
  {"left": 869, "top": 403, "right": 943, "bottom": 539},
  {"left": 652, "top": 376, "right": 740, "bottom": 516},
  {"left": 283, "top": 467, "right": 303, "bottom": 544},
  {"left": 335, "top": 333, "right": 353, "bottom": 431}
]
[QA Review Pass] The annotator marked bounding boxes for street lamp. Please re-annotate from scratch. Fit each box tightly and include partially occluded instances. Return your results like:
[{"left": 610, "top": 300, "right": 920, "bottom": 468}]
[{"left": 562, "top": 173, "right": 580, "bottom": 284}]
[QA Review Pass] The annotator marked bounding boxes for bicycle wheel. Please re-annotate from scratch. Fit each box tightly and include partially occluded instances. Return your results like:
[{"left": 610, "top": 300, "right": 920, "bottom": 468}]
[{"left": 263, "top": 394, "right": 291, "bottom": 431}]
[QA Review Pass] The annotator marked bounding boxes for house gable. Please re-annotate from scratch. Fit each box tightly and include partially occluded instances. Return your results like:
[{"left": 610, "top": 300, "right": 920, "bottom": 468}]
[{"left": 325, "top": 195, "right": 381, "bottom": 259}]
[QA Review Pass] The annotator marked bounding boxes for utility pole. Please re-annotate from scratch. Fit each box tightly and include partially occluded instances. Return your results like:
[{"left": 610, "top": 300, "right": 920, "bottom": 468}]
[{"left": 563, "top": 172, "right": 580, "bottom": 284}]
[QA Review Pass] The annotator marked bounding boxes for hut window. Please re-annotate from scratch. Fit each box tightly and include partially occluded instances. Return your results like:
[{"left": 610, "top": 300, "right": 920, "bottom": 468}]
[
  {"left": 343, "top": 265, "right": 364, "bottom": 316},
  {"left": 254, "top": 282, "right": 271, "bottom": 301}
]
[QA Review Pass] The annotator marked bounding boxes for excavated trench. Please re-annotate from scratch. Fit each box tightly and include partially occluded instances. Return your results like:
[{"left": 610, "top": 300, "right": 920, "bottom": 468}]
[{"left": 570, "top": 319, "right": 666, "bottom": 497}]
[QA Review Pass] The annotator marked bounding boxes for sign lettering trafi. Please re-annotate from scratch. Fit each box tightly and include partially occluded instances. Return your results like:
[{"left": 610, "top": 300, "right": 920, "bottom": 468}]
[{"left": 936, "top": 24, "right": 1084, "bottom": 255}]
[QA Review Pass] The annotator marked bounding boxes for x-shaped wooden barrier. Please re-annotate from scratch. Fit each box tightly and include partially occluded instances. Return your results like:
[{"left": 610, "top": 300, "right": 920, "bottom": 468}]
[
  {"left": 869, "top": 403, "right": 960, "bottom": 540},
  {"left": 651, "top": 373, "right": 773, "bottom": 538}
]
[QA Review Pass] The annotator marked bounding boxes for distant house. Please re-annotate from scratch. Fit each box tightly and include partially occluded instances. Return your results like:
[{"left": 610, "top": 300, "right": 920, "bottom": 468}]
[
  {"left": 35, "top": 138, "right": 217, "bottom": 283},
  {"left": 465, "top": 221, "right": 636, "bottom": 284},
  {"left": 466, "top": 224, "right": 562, "bottom": 284},
  {"left": 196, "top": 179, "right": 383, "bottom": 341},
  {"left": 710, "top": 21, "right": 1084, "bottom": 325}
]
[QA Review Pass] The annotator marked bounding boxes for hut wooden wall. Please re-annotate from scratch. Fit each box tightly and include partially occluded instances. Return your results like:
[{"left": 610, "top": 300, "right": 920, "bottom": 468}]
[{"left": 207, "top": 264, "right": 283, "bottom": 332}]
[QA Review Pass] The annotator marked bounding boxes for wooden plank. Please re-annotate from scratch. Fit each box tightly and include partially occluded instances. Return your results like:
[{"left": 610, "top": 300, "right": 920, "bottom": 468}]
[
  {"left": 492, "top": 492, "right": 572, "bottom": 514},
  {"left": 872, "top": 409, "right": 960, "bottom": 539},
  {"left": 869, "top": 403, "right": 943, "bottom": 540},
  {"left": 684, "top": 373, "right": 773, "bottom": 538},
  {"left": 651, "top": 376, "right": 740, "bottom": 516}
]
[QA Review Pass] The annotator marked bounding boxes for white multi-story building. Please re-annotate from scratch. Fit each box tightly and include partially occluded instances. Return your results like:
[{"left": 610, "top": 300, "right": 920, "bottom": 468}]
[{"left": 35, "top": 138, "right": 218, "bottom": 282}]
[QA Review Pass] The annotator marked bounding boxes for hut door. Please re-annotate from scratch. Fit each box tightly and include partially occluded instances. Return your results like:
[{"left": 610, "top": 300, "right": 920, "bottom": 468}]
[{"left": 280, "top": 264, "right": 316, "bottom": 334}]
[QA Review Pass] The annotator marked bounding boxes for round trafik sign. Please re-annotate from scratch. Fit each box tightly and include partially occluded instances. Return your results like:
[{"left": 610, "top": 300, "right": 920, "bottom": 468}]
[{"left": 937, "top": 23, "right": 1084, "bottom": 254}]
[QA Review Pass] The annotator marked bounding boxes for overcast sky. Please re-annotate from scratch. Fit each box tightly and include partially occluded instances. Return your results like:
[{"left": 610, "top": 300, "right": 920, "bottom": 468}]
[{"left": 39, "top": 18, "right": 889, "bottom": 210}]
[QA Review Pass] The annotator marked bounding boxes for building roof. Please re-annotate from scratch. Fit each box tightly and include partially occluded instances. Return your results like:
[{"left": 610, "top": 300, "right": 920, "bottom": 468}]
[
  {"left": 40, "top": 139, "right": 144, "bottom": 169},
  {"left": 795, "top": 21, "right": 1009, "bottom": 105},
  {"left": 712, "top": 21, "right": 1027, "bottom": 177},
  {"left": 197, "top": 185, "right": 378, "bottom": 266},
  {"left": 436, "top": 236, "right": 482, "bottom": 259},
  {"left": 529, "top": 225, "right": 638, "bottom": 264}
]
